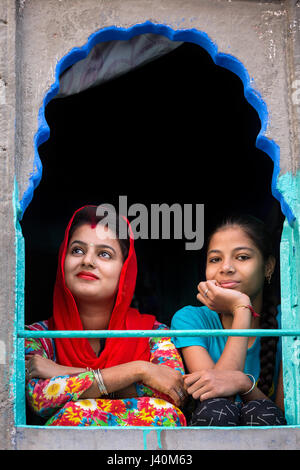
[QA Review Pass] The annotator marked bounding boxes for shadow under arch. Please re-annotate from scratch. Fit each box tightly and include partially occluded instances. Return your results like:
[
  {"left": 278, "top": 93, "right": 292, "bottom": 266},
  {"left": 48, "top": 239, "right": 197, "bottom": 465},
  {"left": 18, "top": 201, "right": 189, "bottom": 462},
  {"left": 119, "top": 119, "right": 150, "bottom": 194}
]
[{"left": 18, "top": 21, "right": 296, "bottom": 226}]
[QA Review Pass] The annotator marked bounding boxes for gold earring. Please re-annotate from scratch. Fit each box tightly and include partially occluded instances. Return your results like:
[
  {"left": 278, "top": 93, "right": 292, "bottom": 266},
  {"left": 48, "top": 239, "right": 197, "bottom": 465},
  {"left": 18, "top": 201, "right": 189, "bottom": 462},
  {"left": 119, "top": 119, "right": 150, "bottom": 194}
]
[{"left": 266, "top": 273, "right": 272, "bottom": 284}]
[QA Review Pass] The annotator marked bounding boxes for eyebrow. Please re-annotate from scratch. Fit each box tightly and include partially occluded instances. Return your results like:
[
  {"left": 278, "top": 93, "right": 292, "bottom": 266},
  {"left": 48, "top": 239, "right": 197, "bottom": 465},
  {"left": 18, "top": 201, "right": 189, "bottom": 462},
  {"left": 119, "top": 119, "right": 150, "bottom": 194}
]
[
  {"left": 70, "top": 240, "right": 116, "bottom": 254},
  {"left": 207, "top": 246, "right": 256, "bottom": 255}
]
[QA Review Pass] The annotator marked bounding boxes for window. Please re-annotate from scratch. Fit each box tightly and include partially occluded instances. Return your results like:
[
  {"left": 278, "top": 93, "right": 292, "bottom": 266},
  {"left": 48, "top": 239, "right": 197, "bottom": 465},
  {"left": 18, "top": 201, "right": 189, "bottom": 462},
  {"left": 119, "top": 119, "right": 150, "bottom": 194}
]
[{"left": 14, "top": 22, "right": 300, "bottom": 440}]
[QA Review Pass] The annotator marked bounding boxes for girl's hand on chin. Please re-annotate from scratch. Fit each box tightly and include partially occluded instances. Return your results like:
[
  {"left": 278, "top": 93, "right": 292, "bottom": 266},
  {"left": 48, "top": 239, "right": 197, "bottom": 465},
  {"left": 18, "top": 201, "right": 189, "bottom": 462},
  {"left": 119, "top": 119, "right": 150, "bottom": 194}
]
[{"left": 197, "top": 279, "right": 251, "bottom": 316}]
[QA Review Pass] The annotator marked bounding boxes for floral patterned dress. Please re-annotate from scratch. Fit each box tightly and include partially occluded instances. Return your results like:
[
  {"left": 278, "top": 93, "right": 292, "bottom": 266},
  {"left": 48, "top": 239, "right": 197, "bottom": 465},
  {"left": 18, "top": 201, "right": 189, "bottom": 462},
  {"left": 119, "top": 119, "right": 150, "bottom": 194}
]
[{"left": 25, "top": 320, "right": 187, "bottom": 427}]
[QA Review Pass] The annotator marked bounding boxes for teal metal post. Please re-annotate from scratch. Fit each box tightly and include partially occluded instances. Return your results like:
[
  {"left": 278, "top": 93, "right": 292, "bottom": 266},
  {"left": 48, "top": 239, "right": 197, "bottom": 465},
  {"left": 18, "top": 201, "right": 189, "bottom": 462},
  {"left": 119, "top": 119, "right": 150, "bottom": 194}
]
[{"left": 280, "top": 216, "right": 300, "bottom": 425}]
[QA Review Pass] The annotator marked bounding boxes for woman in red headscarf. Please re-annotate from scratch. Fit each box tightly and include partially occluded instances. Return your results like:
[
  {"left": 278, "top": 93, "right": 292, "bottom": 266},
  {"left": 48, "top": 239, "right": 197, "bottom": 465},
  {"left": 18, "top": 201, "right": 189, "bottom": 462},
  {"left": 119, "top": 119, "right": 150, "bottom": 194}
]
[{"left": 25, "top": 205, "right": 187, "bottom": 427}]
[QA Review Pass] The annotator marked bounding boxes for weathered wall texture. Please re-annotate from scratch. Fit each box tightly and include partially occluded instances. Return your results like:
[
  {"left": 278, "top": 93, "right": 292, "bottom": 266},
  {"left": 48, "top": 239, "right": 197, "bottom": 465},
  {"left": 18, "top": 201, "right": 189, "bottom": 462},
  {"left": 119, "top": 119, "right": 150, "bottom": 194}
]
[
  {"left": 0, "top": 0, "right": 17, "bottom": 451},
  {"left": 14, "top": 0, "right": 300, "bottom": 206},
  {"left": 0, "top": 0, "right": 299, "bottom": 450}
]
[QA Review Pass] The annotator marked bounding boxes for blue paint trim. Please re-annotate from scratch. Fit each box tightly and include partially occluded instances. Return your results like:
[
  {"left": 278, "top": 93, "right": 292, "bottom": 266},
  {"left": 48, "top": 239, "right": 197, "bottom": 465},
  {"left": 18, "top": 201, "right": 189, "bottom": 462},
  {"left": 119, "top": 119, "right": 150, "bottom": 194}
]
[
  {"left": 143, "top": 429, "right": 151, "bottom": 450},
  {"left": 156, "top": 429, "right": 162, "bottom": 449},
  {"left": 18, "top": 21, "right": 296, "bottom": 225}
]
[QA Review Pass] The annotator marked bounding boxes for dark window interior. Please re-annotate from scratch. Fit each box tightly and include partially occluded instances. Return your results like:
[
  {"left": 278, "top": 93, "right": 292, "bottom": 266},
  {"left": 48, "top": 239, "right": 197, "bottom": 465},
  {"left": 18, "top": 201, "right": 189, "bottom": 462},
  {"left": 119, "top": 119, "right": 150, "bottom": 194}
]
[{"left": 20, "top": 41, "right": 284, "bottom": 327}]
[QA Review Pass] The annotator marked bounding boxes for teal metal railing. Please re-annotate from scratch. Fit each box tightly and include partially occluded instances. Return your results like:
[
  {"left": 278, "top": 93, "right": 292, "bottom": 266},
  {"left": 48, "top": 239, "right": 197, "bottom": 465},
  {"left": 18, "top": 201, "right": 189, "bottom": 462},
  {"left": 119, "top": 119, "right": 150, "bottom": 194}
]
[
  {"left": 14, "top": 286, "right": 300, "bottom": 429},
  {"left": 18, "top": 329, "right": 300, "bottom": 339},
  {"left": 16, "top": 327, "right": 300, "bottom": 428}
]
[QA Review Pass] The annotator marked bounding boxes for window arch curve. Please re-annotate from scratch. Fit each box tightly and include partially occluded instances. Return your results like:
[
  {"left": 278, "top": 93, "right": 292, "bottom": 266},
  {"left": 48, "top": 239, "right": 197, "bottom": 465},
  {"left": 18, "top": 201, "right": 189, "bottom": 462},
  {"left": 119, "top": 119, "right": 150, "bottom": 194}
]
[{"left": 19, "top": 21, "right": 296, "bottom": 226}]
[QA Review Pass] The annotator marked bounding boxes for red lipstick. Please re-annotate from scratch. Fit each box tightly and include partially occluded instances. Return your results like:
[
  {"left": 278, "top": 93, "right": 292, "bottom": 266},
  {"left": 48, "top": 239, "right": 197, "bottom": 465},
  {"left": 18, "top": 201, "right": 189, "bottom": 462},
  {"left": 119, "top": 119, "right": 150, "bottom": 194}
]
[{"left": 77, "top": 271, "right": 99, "bottom": 280}]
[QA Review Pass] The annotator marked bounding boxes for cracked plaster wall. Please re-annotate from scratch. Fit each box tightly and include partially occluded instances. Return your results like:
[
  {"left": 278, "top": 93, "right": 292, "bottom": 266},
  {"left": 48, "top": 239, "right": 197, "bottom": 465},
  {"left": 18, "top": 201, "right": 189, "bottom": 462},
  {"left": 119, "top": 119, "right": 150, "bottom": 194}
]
[{"left": 1, "top": 0, "right": 300, "bottom": 450}]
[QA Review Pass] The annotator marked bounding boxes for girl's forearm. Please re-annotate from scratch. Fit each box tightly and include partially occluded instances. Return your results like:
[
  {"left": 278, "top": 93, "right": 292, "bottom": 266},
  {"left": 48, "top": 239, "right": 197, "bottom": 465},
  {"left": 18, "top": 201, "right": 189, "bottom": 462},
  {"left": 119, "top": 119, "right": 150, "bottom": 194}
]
[
  {"left": 80, "top": 381, "right": 139, "bottom": 399},
  {"left": 240, "top": 385, "right": 268, "bottom": 402},
  {"left": 80, "top": 361, "right": 147, "bottom": 399},
  {"left": 59, "top": 365, "right": 87, "bottom": 376}
]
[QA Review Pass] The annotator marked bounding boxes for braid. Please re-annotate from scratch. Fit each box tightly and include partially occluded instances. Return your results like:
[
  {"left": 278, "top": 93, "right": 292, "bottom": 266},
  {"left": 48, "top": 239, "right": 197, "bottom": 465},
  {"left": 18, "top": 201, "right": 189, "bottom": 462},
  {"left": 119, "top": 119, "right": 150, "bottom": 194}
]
[{"left": 258, "top": 280, "right": 279, "bottom": 396}]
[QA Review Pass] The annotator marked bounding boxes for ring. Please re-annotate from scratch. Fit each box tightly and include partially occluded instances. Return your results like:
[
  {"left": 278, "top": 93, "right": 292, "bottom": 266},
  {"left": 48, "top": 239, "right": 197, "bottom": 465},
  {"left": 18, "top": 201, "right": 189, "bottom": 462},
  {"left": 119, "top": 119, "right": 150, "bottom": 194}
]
[{"left": 204, "top": 288, "right": 209, "bottom": 297}]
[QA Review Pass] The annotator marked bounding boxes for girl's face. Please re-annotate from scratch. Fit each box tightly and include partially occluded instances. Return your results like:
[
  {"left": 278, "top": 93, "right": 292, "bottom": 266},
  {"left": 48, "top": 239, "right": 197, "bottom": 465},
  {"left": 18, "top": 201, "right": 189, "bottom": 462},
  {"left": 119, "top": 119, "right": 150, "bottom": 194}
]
[
  {"left": 206, "top": 225, "right": 274, "bottom": 303},
  {"left": 64, "top": 223, "right": 124, "bottom": 304}
]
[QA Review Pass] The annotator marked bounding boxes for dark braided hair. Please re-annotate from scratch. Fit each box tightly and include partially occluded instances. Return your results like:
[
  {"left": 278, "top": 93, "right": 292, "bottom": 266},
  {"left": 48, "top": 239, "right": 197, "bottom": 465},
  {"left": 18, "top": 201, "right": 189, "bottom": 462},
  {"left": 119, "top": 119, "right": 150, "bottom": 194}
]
[{"left": 206, "top": 213, "right": 280, "bottom": 397}]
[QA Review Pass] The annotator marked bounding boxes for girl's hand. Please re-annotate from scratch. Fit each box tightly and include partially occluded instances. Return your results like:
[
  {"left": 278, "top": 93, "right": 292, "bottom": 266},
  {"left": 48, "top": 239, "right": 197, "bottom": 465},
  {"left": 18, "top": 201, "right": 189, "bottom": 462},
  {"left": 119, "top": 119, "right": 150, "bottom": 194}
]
[
  {"left": 197, "top": 280, "right": 251, "bottom": 316},
  {"left": 184, "top": 369, "right": 252, "bottom": 401},
  {"left": 140, "top": 362, "right": 187, "bottom": 407},
  {"left": 25, "top": 354, "right": 84, "bottom": 381}
]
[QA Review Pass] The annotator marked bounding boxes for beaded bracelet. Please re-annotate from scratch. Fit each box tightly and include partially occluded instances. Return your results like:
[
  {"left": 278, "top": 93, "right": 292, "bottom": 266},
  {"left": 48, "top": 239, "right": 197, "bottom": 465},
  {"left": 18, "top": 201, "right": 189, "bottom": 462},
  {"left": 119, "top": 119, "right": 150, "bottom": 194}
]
[
  {"left": 240, "top": 373, "right": 256, "bottom": 396},
  {"left": 232, "top": 304, "right": 260, "bottom": 318}
]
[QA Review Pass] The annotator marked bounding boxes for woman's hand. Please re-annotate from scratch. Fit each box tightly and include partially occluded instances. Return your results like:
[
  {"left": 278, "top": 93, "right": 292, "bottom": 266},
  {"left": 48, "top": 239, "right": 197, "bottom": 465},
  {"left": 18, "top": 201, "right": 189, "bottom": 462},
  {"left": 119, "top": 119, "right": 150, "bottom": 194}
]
[
  {"left": 25, "top": 354, "right": 85, "bottom": 381},
  {"left": 140, "top": 362, "right": 187, "bottom": 408},
  {"left": 184, "top": 369, "right": 253, "bottom": 401},
  {"left": 197, "top": 280, "right": 251, "bottom": 316}
]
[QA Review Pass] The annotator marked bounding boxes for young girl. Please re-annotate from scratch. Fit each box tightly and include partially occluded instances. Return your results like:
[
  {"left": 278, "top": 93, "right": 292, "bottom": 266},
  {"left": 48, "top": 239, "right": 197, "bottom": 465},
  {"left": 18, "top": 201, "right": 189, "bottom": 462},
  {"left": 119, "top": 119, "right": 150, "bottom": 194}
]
[
  {"left": 25, "top": 205, "right": 187, "bottom": 427},
  {"left": 171, "top": 214, "right": 286, "bottom": 426}
]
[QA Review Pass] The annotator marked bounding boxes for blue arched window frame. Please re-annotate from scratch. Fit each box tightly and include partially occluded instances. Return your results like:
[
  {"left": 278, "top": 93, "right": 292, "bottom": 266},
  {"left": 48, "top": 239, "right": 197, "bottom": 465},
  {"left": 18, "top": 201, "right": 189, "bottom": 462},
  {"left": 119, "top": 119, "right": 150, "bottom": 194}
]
[{"left": 14, "top": 21, "right": 300, "bottom": 432}]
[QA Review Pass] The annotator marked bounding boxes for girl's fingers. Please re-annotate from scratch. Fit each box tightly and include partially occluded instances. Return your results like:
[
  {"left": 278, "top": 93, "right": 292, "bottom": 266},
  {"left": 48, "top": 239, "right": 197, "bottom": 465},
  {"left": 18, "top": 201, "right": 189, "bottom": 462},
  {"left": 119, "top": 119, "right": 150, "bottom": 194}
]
[
  {"left": 205, "top": 280, "right": 221, "bottom": 294},
  {"left": 197, "top": 282, "right": 210, "bottom": 303},
  {"left": 197, "top": 281, "right": 208, "bottom": 293},
  {"left": 197, "top": 290, "right": 211, "bottom": 307},
  {"left": 198, "top": 280, "right": 220, "bottom": 295},
  {"left": 189, "top": 382, "right": 210, "bottom": 400},
  {"left": 199, "top": 389, "right": 214, "bottom": 401},
  {"left": 207, "top": 280, "right": 218, "bottom": 286},
  {"left": 208, "top": 280, "right": 222, "bottom": 291},
  {"left": 186, "top": 379, "right": 205, "bottom": 395},
  {"left": 197, "top": 281, "right": 218, "bottom": 302},
  {"left": 184, "top": 372, "right": 201, "bottom": 386},
  {"left": 184, "top": 377, "right": 197, "bottom": 387}
]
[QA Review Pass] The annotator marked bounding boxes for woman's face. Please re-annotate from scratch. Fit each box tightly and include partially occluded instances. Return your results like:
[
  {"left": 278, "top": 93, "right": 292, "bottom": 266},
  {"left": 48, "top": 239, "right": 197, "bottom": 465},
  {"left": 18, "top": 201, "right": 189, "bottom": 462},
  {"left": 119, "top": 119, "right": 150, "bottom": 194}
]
[
  {"left": 64, "top": 223, "right": 124, "bottom": 304},
  {"left": 205, "top": 225, "right": 274, "bottom": 303}
]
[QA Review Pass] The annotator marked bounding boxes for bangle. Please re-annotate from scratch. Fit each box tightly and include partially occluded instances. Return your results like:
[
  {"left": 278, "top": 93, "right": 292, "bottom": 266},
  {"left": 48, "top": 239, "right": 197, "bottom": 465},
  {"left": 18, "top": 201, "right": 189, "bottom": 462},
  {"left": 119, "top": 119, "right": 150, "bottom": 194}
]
[
  {"left": 93, "top": 368, "right": 108, "bottom": 396},
  {"left": 232, "top": 304, "right": 260, "bottom": 318},
  {"left": 241, "top": 373, "right": 256, "bottom": 396}
]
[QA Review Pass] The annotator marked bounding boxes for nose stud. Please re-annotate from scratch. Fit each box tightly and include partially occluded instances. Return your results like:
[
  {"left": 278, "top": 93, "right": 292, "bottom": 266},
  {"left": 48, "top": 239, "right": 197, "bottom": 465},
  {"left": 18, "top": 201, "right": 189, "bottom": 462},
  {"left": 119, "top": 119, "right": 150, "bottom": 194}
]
[{"left": 223, "top": 265, "right": 234, "bottom": 271}]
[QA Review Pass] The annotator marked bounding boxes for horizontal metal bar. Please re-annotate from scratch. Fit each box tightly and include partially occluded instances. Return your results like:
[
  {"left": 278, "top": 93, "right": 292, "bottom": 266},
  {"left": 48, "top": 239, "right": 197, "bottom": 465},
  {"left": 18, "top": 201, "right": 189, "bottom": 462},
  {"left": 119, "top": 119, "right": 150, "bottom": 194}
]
[{"left": 18, "top": 329, "right": 300, "bottom": 338}]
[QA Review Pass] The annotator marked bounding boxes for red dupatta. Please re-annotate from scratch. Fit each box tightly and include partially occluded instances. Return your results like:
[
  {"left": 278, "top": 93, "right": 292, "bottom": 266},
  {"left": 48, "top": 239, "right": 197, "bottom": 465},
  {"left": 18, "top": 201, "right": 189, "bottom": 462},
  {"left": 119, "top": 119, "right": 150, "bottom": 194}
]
[{"left": 48, "top": 205, "right": 156, "bottom": 369}]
